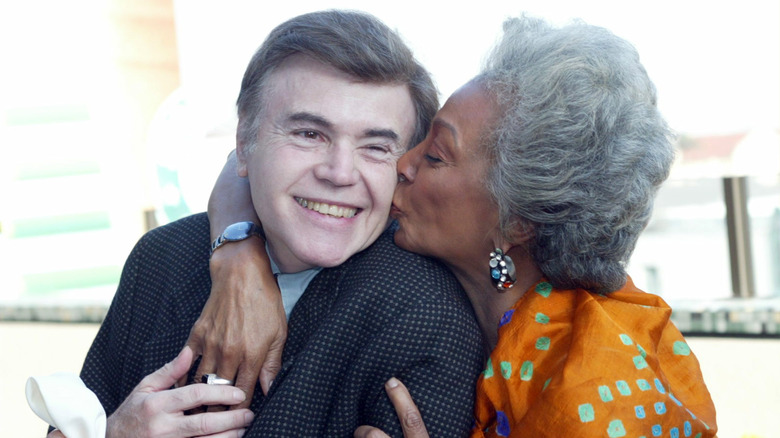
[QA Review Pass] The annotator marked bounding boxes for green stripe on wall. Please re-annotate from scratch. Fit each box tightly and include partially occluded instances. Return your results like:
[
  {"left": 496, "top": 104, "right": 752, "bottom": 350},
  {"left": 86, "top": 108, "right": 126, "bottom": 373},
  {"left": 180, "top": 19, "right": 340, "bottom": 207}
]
[
  {"left": 5, "top": 104, "right": 90, "bottom": 126},
  {"left": 23, "top": 265, "right": 121, "bottom": 295},
  {"left": 13, "top": 212, "right": 111, "bottom": 238},
  {"left": 16, "top": 160, "right": 101, "bottom": 180}
]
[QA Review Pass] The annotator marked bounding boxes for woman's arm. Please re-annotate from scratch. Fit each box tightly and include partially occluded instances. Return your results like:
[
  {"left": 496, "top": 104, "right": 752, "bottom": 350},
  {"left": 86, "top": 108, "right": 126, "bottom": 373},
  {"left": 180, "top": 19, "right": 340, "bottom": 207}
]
[
  {"left": 206, "top": 150, "right": 259, "bottom": 236},
  {"left": 182, "top": 150, "right": 287, "bottom": 406}
]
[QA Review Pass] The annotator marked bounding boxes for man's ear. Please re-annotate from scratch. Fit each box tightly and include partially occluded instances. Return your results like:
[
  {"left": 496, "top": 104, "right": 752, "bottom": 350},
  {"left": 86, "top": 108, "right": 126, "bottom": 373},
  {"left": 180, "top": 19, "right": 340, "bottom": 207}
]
[{"left": 235, "top": 127, "right": 250, "bottom": 178}]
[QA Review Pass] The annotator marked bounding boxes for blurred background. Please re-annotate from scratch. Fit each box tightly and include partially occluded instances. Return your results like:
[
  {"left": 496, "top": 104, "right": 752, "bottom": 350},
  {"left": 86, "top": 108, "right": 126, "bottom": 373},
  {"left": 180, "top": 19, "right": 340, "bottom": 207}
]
[{"left": 1, "top": 0, "right": 778, "bottom": 436}]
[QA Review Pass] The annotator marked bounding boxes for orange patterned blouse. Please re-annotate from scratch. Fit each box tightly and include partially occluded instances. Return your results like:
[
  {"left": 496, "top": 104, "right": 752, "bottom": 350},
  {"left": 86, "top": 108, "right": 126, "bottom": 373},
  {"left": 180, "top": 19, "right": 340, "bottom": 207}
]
[{"left": 471, "top": 277, "right": 717, "bottom": 437}]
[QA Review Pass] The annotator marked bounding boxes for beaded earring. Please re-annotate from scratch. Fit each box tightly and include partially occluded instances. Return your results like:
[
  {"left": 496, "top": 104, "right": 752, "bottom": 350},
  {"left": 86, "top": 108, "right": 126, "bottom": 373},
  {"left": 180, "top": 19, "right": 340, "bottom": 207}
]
[{"left": 489, "top": 248, "right": 516, "bottom": 291}]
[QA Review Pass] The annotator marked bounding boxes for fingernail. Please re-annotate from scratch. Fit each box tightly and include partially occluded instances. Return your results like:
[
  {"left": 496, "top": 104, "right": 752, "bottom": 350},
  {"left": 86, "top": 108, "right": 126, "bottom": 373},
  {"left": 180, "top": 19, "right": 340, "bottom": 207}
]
[
  {"left": 233, "top": 389, "right": 246, "bottom": 401},
  {"left": 244, "top": 412, "right": 255, "bottom": 424},
  {"left": 386, "top": 377, "right": 399, "bottom": 389},
  {"left": 238, "top": 429, "right": 246, "bottom": 437}
]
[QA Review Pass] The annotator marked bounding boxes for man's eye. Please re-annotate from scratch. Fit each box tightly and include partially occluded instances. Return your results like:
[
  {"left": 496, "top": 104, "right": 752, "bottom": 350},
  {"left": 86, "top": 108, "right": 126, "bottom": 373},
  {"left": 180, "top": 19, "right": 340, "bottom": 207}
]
[
  {"left": 296, "top": 130, "right": 320, "bottom": 139},
  {"left": 367, "top": 145, "right": 390, "bottom": 153}
]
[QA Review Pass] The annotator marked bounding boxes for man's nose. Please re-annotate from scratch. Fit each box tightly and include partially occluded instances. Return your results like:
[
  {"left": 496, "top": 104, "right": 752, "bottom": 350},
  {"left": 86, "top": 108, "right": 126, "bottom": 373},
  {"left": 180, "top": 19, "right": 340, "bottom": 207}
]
[{"left": 314, "top": 143, "right": 359, "bottom": 186}]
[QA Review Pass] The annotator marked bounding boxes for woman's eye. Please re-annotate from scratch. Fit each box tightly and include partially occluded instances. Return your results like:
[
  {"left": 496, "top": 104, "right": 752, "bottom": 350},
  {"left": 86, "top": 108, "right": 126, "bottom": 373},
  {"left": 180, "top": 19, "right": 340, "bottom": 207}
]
[{"left": 424, "top": 154, "right": 443, "bottom": 164}]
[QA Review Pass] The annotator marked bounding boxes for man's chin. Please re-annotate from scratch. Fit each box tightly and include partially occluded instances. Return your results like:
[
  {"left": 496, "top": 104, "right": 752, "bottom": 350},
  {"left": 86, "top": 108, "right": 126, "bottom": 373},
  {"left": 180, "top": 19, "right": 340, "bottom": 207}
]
[{"left": 302, "top": 252, "right": 352, "bottom": 269}]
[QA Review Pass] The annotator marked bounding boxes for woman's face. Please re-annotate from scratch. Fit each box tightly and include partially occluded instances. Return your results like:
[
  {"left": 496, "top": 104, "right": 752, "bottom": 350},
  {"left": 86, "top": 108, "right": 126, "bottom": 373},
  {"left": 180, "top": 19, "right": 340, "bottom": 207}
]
[{"left": 391, "top": 80, "right": 502, "bottom": 273}]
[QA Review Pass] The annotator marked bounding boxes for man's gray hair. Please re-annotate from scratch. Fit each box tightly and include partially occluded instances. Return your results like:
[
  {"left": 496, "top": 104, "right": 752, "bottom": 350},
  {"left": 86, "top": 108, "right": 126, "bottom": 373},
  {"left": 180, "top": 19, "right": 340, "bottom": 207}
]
[
  {"left": 480, "top": 15, "right": 674, "bottom": 293},
  {"left": 236, "top": 9, "right": 438, "bottom": 151}
]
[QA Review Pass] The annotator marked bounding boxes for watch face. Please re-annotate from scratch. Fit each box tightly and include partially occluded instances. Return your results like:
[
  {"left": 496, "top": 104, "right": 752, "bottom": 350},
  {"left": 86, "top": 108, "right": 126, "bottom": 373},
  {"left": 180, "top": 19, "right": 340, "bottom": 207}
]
[{"left": 224, "top": 222, "right": 254, "bottom": 241}]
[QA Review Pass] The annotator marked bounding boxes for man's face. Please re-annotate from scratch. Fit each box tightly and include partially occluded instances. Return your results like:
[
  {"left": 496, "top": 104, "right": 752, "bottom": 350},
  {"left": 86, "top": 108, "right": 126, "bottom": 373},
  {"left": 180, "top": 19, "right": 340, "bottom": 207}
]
[{"left": 237, "top": 55, "right": 416, "bottom": 273}]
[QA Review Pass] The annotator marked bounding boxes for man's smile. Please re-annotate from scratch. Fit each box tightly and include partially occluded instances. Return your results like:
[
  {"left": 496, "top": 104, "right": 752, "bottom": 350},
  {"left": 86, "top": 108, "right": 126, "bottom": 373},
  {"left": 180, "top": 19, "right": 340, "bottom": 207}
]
[{"left": 295, "top": 197, "right": 358, "bottom": 218}]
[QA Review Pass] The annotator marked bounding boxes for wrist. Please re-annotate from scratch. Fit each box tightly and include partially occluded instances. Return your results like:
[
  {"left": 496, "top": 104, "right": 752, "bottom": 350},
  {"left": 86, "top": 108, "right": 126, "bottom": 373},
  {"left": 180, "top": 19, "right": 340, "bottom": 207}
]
[
  {"left": 208, "top": 239, "right": 280, "bottom": 299},
  {"left": 210, "top": 221, "right": 265, "bottom": 256},
  {"left": 210, "top": 238, "right": 268, "bottom": 274}
]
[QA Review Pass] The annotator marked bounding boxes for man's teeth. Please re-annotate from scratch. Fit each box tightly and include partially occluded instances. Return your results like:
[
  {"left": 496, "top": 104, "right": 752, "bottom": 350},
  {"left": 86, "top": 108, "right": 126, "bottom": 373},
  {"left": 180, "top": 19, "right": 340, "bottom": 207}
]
[{"left": 296, "top": 197, "right": 357, "bottom": 218}]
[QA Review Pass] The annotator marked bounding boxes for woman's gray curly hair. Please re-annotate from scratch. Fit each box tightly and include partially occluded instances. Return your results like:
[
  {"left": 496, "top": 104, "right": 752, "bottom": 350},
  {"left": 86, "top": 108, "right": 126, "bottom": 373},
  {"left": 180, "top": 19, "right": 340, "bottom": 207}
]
[{"left": 479, "top": 15, "right": 675, "bottom": 293}]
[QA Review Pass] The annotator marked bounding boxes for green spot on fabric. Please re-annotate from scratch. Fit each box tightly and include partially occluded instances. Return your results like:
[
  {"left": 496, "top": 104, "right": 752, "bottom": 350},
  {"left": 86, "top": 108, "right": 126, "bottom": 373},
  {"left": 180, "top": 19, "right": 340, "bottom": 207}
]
[
  {"left": 633, "top": 355, "right": 648, "bottom": 370},
  {"left": 619, "top": 334, "right": 633, "bottom": 345},
  {"left": 500, "top": 361, "right": 512, "bottom": 379},
  {"left": 599, "top": 385, "right": 614, "bottom": 402},
  {"left": 535, "top": 282, "right": 552, "bottom": 297},
  {"left": 484, "top": 358, "right": 494, "bottom": 378},
  {"left": 637, "top": 343, "right": 647, "bottom": 358},
  {"left": 695, "top": 434, "right": 702, "bottom": 438},
  {"left": 616, "top": 380, "right": 631, "bottom": 396},
  {"left": 520, "top": 361, "right": 533, "bottom": 381},
  {"left": 673, "top": 341, "right": 691, "bottom": 356},
  {"left": 636, "top": 379, "right": 651, "bottom": 391},
  {"left": 535, "top": 313, "right": 550, "bottom": 324},
  {"left": 578, "top": 403, "right": 595, "bottom": 422},
  {"left": 535, "top": 337, "right": 550, "bottom": 350},
  {"left": 607, "top": 419, "right": 627, "bottom": 437},
  {"left": 543, "top": 378, "right": 551, "bottom": 391}
]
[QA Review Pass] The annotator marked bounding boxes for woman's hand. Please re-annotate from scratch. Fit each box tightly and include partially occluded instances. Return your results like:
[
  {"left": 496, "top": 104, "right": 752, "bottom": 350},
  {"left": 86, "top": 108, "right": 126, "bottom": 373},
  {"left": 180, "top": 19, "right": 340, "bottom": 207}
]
[
  {"left": 180, "top": 150, "right": 288, "bottom": 406},
  {"left": 108, "top": 346, "right": 254, "bottom": 438},
  {"left": 183, "top": 237, "right": 287, "bottom": 405},
  {"left": 354, "top": 378, "right": 429, "bottom": 438}
]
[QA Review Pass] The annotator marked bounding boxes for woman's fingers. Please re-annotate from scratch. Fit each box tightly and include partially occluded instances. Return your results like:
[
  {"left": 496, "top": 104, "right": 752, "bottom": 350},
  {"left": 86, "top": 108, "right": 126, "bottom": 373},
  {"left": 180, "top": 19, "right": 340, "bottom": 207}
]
[
  {"left": 178, "top": 329, "right": 203, "bottom": 390},
  {"left": 384, "top": 378, "right": 429, "bottom": 438},
  {"left": 258, "top": 325, "right": 285, "bottom": 395},
  {"left": 354, "top": 378, "right": 430, "bottom": 438}
]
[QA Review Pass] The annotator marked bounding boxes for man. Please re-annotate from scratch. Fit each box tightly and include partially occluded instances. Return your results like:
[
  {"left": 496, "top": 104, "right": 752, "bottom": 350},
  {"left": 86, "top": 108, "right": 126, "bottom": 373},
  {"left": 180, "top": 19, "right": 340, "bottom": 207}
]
[{"left": 78, "top": 10, "right": 484, "bottom": 437}]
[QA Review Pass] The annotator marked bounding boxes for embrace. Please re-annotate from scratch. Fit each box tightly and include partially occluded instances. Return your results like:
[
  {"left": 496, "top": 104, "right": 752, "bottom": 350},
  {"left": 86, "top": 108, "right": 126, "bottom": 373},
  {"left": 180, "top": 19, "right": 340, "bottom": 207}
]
[{"left": 37, "top": 9, "right": 716, "bottom": 438}]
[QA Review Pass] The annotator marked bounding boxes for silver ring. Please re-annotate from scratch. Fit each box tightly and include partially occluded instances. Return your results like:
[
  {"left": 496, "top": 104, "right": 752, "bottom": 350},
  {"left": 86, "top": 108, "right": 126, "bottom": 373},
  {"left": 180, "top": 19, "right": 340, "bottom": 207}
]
[{"left": 202, "top": 373, "right": 235, "bottom": 386}]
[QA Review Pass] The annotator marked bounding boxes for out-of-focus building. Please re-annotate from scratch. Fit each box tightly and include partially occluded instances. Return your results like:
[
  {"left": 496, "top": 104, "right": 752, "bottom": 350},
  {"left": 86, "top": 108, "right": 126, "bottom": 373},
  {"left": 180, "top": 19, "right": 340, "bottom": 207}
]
[{"left": 629, "top": 128, "right": 780, "bottom": 335}]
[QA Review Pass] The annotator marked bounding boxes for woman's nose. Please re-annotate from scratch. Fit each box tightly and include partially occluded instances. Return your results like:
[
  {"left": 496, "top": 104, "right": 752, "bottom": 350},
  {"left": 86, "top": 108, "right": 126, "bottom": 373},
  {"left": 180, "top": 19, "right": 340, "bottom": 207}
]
[{"left": 396, "top": 145, "right": 421, "bottom": 183}]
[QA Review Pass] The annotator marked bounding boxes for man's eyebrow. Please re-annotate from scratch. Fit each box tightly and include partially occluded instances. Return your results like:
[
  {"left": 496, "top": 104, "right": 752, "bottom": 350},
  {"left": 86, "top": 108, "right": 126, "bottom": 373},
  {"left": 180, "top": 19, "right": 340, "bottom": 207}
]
[
  {"left": 363, "top": 128, "right": 400, "bottom": 143},
  {"left": 287, "top": 112, "right": 332, "bottom": 129}
]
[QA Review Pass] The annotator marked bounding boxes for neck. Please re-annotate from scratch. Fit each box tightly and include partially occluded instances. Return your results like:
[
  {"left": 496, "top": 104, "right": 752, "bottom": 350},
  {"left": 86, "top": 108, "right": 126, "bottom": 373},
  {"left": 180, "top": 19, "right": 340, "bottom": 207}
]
[{"left": 448, "top": 251, "right": 542, "bottom": 353}]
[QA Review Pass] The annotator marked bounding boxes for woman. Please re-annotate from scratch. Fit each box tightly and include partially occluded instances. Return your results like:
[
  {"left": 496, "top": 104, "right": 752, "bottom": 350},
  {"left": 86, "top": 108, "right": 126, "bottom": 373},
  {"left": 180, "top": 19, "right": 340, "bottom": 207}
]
[{"left": 195, "top": 15, "right": 717, "bottom": 437}]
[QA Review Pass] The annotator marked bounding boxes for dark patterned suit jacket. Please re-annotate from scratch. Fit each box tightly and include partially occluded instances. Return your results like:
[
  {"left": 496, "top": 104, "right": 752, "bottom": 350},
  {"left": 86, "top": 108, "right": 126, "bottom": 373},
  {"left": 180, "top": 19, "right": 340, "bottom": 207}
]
[{"left": 80, "top": 213, "right": 485, "bottom": 437}]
